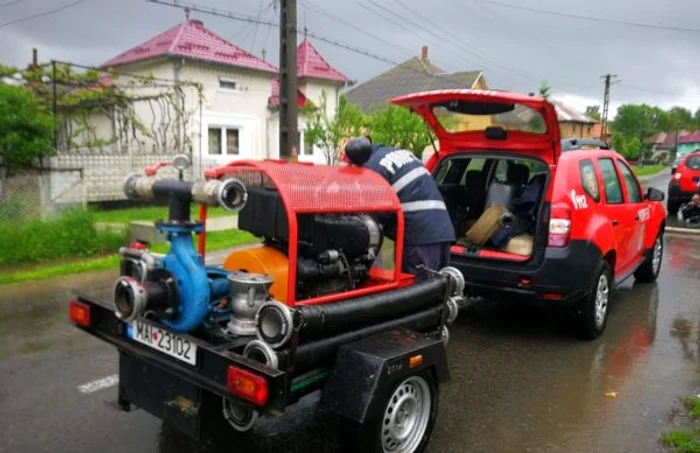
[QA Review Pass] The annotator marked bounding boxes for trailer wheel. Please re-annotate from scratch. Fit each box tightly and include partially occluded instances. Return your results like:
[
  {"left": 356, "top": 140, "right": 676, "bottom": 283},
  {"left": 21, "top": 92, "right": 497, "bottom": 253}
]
[{"left": 339, "top": 369, "right": 438, "bottom": 453}]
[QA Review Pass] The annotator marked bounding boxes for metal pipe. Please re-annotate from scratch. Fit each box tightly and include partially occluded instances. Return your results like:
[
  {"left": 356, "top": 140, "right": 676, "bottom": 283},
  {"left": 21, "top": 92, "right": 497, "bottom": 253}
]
[
  {"left": 293, "top": 278, "right": 447, "bottom": 343},
  {"left": 276, "top": 305, "right": 443, "bottom": 373}
]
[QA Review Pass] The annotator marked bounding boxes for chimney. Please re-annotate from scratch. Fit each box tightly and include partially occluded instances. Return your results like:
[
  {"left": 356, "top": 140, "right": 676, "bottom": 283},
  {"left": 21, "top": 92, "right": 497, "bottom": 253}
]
[
  {"left": 32, "top": 48, "right": 38, "bottom": 69},
  {"left": 421, "top": 45, "right": 428, "bottom": 61}
]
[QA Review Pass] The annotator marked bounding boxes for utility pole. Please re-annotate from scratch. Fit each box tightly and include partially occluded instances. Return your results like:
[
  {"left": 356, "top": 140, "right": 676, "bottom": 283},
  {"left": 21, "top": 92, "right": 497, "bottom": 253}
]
[
  {"left": 279, "top": 0, "right": 298, "bottom": 161},
  {"left": 600, "top": 73, "right": 619, "bottom": 141}
]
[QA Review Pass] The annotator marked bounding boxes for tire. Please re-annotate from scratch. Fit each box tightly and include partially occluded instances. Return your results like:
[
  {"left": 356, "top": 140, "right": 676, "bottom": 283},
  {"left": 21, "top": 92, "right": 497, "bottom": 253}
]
[
  {"left": 575, "top": 260, "right": 613, "bottom": 340},
  {"left": 634, "top": 233, "right": 663, "bottom": 283},
  {"left": 339, "top": 369, "right": 439, "bottom": 453},
  {"left": 667, "top": 200, "right": 679, "bottom": 216}
]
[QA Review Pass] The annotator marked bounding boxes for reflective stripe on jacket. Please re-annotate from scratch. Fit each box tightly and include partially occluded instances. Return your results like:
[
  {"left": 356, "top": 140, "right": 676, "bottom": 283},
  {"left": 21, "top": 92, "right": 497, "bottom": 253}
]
[{"left": 364, "top": 145, "right": 455, "bottom": 246}]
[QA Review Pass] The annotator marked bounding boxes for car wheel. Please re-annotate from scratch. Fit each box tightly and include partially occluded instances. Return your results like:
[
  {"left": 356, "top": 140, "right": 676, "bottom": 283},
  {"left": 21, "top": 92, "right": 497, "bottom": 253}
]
[
  {"left": 667, "top": 200, "right": 679, "bottom": 216},
  {"left": 634, "top": 233, "right": 663, "bottom": 283},
  {"left": 339, "top": 369, "right": 439, "bottom": 453},
  {"left": 575, "top": 260, "right": 613, "bottom": 340}
]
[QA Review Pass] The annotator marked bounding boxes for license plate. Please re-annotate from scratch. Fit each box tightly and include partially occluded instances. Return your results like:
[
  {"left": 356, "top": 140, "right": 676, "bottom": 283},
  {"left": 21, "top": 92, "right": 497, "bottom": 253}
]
[{"left": 126, "top": 320, "right": 197, "bottom": 366}]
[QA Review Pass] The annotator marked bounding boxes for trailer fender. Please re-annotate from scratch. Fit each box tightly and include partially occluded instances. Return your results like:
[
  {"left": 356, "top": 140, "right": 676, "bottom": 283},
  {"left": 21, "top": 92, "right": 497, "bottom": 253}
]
[{"left": 319, "top": 328, "right": 449, "bottom": 424}]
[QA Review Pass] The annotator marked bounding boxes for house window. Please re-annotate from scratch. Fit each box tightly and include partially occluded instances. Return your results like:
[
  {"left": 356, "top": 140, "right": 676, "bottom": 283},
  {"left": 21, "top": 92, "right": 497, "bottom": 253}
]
[
  {"left": 208, "top": 128, "right": 222, "bottom": 155},
  {"left": 301, "top": 131, "right": 312, "bottom": 155},
  {"left": 226, "top": 129, "right": 240, "bottom": 155},
  {"left": 219, "top": 77, "right": 238, "bottom": 91},
  {"left": 208, "top": 127, "right": 241, "bottom": 156}
]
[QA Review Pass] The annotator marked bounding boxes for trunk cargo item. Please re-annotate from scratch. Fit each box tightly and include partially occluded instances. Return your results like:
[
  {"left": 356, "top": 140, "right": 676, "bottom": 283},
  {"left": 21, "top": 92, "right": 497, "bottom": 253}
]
[
  {"left": 465, "top": 204, "right": 508, "bottom": 246},
  {"left": 503, "top": 234, "right": 534, "bottom": 256}
]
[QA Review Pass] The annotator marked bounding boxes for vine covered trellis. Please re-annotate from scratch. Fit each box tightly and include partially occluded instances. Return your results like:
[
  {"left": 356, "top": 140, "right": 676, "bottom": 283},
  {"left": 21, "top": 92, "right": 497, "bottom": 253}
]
[{"left": 0, "top": 60, "right": 204, "bottom": 156}]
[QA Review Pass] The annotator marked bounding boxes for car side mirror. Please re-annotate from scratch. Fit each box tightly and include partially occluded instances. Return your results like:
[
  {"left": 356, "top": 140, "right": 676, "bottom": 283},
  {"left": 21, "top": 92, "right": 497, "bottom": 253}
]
[{"left": 646, "top": 187, "right": 664, "bottom": 202}]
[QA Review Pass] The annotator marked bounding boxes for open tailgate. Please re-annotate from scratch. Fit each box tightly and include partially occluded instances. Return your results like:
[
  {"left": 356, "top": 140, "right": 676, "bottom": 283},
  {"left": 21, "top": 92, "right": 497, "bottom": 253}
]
[{"left": 391, "top": 89, "right": 561, "bottom": 164}]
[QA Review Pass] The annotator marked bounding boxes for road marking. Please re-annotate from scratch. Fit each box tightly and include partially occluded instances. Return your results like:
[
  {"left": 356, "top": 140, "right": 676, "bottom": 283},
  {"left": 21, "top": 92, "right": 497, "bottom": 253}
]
[{"left": 77, "top": 374, "right": 119, "bottom": 394}]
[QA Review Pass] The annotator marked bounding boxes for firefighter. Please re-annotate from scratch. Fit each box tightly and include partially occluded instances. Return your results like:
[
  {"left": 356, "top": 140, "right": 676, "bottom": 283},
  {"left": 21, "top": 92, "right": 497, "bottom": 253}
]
[
  {"left": 681, "top": 193, "right": 700, "bottom": 224},
  {"left": 344, "top": 136, "right": 455, "bottom": 279}
]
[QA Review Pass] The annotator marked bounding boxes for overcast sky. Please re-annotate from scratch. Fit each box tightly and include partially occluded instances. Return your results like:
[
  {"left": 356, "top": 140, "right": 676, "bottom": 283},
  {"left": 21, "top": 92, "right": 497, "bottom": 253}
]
[{"left": 1, "top": 0, "right": 699, "bottom": 116}]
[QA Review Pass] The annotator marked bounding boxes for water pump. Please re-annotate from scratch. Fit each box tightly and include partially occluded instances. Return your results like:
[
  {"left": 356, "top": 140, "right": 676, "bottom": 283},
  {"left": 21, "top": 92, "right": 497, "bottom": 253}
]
[{"left": 112, "top": 156, "right": 257, "bottom": 333}]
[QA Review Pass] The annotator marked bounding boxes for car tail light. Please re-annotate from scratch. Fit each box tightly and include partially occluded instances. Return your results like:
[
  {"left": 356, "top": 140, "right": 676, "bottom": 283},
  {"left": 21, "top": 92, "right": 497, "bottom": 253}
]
[
  {"left": 674, "top": 172, "right": 682, "bottom": 180},
  {"left": 69, "top": 300, "right": 91, "bottom": 327},
  {"left": 227, "top": 366, "right": 268, "bottom": 406},
  {"left": 548, "top": 206, "right": 571, "bottom": 248}
]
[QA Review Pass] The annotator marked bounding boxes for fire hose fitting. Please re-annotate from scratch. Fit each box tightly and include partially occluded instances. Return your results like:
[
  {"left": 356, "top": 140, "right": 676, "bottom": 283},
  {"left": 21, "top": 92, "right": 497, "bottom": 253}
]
[{"left": 123, "top": 173, "right": 248, "bottom": 212}]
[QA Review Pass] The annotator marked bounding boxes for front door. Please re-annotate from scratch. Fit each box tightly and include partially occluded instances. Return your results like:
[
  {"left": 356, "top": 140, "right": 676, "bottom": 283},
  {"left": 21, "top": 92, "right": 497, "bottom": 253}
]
[
  {"left": 615, "top": 159, "right": 647, "bottom": 266},
  {"left": 597, "top": 157, "right": 636, "bottom": 274}
]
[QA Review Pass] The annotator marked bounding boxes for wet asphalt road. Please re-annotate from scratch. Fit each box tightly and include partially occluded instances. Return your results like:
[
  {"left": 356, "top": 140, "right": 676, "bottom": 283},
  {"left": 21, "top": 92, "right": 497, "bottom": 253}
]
[{"left": 2, "top": 173, "right": 700, "bottom": 453}]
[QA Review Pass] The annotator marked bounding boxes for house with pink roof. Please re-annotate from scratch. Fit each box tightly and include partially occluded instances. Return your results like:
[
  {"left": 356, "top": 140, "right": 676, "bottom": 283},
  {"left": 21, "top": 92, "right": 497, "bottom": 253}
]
[{"left": 83, "top": 18, "right": 351, "bottom": 182}]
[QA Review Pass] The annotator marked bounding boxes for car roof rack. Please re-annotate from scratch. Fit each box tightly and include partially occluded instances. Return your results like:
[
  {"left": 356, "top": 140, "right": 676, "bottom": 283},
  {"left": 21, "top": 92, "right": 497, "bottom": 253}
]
[{"left": 561, "top": 138, "right": 611, "bottom": 152}]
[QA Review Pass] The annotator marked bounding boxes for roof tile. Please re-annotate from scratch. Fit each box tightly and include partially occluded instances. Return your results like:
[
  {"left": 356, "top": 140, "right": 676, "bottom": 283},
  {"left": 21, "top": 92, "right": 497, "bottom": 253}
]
[
  {"left": 345, "top": 57, "right": 482, "bottom": 112},
  {"left": 297, "top": 38, "right": 350, "bottom": 83},
  {"left": 679, "top": 131, "right": 700, "bottom": 144},
  {"left": 101, "top": 19, "right": 277, "bottom": 74}
]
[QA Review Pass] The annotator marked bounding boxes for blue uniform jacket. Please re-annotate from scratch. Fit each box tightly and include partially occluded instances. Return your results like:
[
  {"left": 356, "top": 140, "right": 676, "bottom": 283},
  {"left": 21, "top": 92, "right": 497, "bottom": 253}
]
[{"left": 363, "top": 144, "right": 456, "bottom": 246}]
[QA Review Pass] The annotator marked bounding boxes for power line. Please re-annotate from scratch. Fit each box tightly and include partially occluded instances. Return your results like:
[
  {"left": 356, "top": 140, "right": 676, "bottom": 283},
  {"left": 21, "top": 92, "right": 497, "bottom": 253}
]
[
  {"left": 0, "top": 0, "right": 25, "bottom": 8},
  {"left": 149, "top": 0, "right": 410, "bottom": 69},
  {"left": 300, "top": 0, "right": 415, "bottom": 59},
  {"left": 0, "top": 0, "right": 85, "bottom": 28},
  {"left": 379, "top": 0, "right": 544, "bottom": 83},
  {"left": 472, "top": 2, "right": 562, "bottom": 59},
  {"left": 478, "top": 0, "right": 700, "bottom": 34},
  {"left": 619, "top": 83, "right": 700, "bottom": 99}
]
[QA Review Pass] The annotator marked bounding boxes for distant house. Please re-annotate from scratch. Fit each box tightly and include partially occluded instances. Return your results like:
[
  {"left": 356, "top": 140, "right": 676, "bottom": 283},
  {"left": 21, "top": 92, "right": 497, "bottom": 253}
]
[
  {"left": 646, "top": 132, "right": 668, "bottom": 158},
  {"left": 52, "top": 18, "right": 351, "bottom": 202},
  {"left": 678, "top": 131, "right": 700, "bottom": 157},
  {"left": 551, "top": 100, "right": 600, "bottom": 139},
  {"left": 645, "top": 131, "right": 688, "bottom": 159},
  {"left": 345, "top": 46, "right": 486, "bottom": 113}
]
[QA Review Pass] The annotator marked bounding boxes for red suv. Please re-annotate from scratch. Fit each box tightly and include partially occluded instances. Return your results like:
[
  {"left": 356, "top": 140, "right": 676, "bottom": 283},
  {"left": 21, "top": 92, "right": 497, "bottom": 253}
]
[
  {"left": 391, "top": 89, "right": 667, "bottom": 339},
  {"left": 667, "top": 151, "right": 700, "bottom": 215}
]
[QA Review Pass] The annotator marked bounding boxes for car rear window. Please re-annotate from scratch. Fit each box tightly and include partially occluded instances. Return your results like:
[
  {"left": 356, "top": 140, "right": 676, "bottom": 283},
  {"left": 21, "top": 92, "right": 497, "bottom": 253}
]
[
  {"left": 432, "top": 101, "right": 547, "bottom": 135},
  {"left": 687, "top": 155, "right": 700, "bottom": 170}
]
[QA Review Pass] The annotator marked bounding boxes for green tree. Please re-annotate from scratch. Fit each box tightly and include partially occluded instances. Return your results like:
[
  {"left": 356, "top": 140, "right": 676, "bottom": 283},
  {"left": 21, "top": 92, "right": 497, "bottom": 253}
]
[
  {"left": 612, "top": 104, "right": 667, "bottom": 142},
  {"left": 693, "top": 108, "right": 700, "bottom": 129},
  {"left": 611, "top": 132, "right": 627, "bottom": 156},
  {"left": 625, "top": 137, "right": 641, "bottom": 160},
  {"left": 666, "top": 106, "right": 694, "bottom": 131},
  {"left": 585, "top": 105, "right": 602, "bottom": 121},
  {"left": 365, "top": 104, "right": 433, "bottom": 157},
  {"left": 304, "top": 92, "right": 365, "bottom": 165},
  {"left": 538, "top": 82, "right": 551, "bottom": 99},
  {"left": 0, "top": 84, "right": 54, "bottom": 168}
]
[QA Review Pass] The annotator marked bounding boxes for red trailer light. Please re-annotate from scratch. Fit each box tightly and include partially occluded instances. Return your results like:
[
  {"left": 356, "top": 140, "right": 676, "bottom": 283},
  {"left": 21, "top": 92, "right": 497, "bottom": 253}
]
[
  {"left": 69, "top": 300, "right": 91, "bottom": 327},
  {"left": 227, "top": 366, "right": 269, "bottom": 406}
]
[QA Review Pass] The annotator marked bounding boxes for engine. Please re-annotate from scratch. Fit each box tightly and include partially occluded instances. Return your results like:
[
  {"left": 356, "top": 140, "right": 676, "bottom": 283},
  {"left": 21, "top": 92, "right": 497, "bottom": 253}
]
[{"left": 234, "top": 185, "right": 383, "bottom": 300}]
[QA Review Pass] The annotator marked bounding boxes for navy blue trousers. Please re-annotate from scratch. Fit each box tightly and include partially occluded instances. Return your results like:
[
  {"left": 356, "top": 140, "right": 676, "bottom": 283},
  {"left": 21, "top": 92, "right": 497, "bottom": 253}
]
[{"left": 402, "top": 242, "right": 452, "bottom": 280}]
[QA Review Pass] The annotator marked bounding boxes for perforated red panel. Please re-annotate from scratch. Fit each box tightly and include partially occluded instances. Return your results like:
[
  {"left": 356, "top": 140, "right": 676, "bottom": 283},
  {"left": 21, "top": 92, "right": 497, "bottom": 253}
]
[{"left": 206, "top": 160, "right": 401, "bottom": 214}]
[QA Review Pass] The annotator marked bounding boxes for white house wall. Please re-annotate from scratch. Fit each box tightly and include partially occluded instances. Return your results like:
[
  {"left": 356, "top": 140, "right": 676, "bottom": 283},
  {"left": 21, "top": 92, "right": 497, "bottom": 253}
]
[{"left": 180, "top": 62, "right": 274, "bottom": 174}]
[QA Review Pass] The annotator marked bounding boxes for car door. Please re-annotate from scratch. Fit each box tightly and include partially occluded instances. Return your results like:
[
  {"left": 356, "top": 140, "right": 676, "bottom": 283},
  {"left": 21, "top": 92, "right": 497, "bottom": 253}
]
[
  {"left": 615, "top": 159, "right": 647, "bottom": 265},
  {"left": 597, "top": 157, "right": 636, "bottom": 274}
]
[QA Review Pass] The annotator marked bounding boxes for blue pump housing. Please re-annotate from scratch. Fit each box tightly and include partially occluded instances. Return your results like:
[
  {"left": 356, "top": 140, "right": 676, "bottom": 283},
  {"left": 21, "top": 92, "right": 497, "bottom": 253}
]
[{"left": 157, "top": 223, "right": 232, "bottom": 332}]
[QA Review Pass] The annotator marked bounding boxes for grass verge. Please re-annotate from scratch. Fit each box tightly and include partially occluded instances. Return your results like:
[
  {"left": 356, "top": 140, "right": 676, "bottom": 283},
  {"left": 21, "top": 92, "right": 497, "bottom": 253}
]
[
  {"left": 632, "top": 164, "right": 666, "bottom": 177},
  {"left": 660, "top": 396, "right": 700, "bottom": 453},
  {"left": 91, "top": 205, "right": 233, "bottom": 224},
  {"left": 0, "top": 229, "right": 258, "bottom": 286},
  {"left": 0, "top": 209, "right": 126, "bottom": 266}
]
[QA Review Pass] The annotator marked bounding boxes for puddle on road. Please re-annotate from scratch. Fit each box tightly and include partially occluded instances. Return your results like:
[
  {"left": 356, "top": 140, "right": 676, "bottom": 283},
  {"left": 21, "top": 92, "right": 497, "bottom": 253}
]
[{"left": 0, "top": 269, "right": 115, "bottom": 359}]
